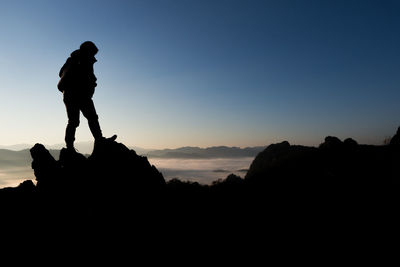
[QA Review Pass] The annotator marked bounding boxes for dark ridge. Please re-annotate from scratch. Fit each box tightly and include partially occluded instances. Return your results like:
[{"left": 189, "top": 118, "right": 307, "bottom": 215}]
[{"left": 2, "top": 128, "right": 400, "bottom": 257}]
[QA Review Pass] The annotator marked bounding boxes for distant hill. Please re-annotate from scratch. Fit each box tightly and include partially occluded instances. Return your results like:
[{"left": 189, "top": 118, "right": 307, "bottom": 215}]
[
  {"left": 0, "top": 142, "right": 94, "bottom": 154},
  {"left": 144, "top": 146, "right": 266, "bottom": 158}
]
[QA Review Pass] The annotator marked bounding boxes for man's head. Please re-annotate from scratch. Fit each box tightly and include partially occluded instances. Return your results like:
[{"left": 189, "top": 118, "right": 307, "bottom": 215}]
[{"left": 80, "top": 41, "right": 98, "bottom": 56}]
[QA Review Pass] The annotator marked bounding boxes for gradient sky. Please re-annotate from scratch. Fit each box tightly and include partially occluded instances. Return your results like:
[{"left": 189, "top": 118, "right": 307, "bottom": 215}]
[{"left": 0, "top": 0, "right": 399, "bottom": 149}]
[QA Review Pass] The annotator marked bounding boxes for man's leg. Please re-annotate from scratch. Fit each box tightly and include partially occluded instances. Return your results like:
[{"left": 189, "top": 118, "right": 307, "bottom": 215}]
[
  {"left": 81, "top": 98, "right": 117, "bottom": 144},
  {"left": 80, "top": 98, "right": 103, "bottom": 140},
  {"left": 64, "top": 98, "right": 80, "bottom": 149}
]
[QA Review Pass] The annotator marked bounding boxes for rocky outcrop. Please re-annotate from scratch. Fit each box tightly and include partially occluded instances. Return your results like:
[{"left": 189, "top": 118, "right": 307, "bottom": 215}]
[
  {"left": 35, "top": 139, "right": 164, "bottom": 199},
  {"left": 390, "top": 127, "right": 400, "bottom": 145},
  {"left": 245, "top": 141, "right": 319, "bottom": 185},
  {"left": 246, "top": 136, "right": 400, "bottom": 190},
  {"left": 22, "top": 140, "right": 165, "bottom": 225}
]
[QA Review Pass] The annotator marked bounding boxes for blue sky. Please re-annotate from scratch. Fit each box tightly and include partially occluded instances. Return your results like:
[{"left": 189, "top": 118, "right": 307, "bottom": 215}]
[{"left": 0, "top": 0, "right": 399, "bottom": 148}]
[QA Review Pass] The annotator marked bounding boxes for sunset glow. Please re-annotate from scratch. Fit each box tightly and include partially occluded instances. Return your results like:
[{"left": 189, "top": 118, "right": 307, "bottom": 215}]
[{"left": 0, "top": 0, "right": 399, "bottom": 149}]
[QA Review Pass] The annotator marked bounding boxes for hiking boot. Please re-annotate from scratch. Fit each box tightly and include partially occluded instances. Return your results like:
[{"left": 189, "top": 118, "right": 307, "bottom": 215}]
[
  {"left": 95, "top": 134, "right": 117, "bottom": 145},
  {"left": 108, "top": 134, "right": 117, "bottom": 142}
]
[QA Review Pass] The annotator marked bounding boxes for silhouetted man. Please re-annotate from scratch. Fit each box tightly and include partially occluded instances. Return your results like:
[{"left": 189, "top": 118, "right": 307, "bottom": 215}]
[{"left": 58, "top": 41, "right": 116, "bottom": 151}]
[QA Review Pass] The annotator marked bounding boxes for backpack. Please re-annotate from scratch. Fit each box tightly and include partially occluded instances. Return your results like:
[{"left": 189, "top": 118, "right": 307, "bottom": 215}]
[{"left": 57, "top": 51, "right": 80, "bottom": 92}]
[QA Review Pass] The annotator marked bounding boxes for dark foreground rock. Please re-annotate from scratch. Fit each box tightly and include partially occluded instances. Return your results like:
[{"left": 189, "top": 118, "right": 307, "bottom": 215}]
[{"left": 1, "top": 132, "right": 400, "bottom": 259}]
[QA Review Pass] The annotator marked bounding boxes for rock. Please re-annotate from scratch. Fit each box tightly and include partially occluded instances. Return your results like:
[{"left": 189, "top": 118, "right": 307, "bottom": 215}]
[
  {"left": 344, "top": 138, "right": 358, "bottom": 147},
  {"left": 26, "top": 140, "right": 167, "bottom": 220},
  {"left": 30, "top": 143, "right": 61, "bottom": 192},
  {"left": 30, "top": 140, "right": 165, "bottom": 193},
  {"left": 319, "top": 136, "right": 343, "bottom": 149},
  {"left": 390, "top": 127, "right": 400, "bottom": 145},
  {"left": 0, "top": 180, "right": 35, "bottom": 196},
  {"left": 17, "top": 180, "right": 36, "bottom": 192},
  {"left": 88, "top": 139, "right": 166, "bottom": 192}
]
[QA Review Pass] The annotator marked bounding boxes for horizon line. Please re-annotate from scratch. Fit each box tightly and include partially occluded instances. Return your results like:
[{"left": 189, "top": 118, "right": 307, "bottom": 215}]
[{"left": 0, "top": 142, "right": 269, "bottom": 151}]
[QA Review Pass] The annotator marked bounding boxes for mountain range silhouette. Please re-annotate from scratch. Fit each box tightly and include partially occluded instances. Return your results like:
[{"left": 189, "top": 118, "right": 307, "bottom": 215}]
[{"left": 1, "top": 128, "right": 400, "bottom": 258}]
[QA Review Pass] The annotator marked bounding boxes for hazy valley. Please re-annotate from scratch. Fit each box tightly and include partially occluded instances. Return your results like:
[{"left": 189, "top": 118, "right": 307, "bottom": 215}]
[{"left": 0, "top": 144, "right": 262, "bottom": 188}]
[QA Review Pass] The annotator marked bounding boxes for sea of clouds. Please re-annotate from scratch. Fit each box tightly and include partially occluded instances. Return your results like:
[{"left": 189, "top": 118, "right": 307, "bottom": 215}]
[{"left": 0, "top": 157, "right": 254, "bottom": 188}]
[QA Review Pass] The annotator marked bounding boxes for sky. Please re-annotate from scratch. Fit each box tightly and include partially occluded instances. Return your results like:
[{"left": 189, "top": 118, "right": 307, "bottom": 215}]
[{"left": 0, "top": 0, "right": 399, "bottom": 149}]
